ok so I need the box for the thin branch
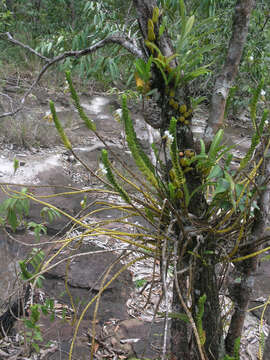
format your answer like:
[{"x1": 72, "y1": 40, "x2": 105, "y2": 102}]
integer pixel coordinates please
[
  {"x1": 1, "y1": 32, "x2": 50, "y2": 61},
  {"x1": 261, "y1": 14, "x2": 270, "y2": 32}
]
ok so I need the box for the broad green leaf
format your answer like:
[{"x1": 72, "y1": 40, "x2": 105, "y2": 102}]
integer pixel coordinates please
[
  {"x1": 208, "y1": 129, "x2": 224, "y2": 162},
  {"x1": 224, "y1": 171, "x2": 235, "y2": 193},
  {"x1": 207, "y1": 165, "x2": 223, "y2": 179},
  {"x1": 214, "y1": 178, "x2": 230, "y2": 195}
]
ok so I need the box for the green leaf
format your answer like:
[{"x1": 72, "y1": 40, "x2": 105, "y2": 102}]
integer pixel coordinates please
[
  {"x1": 158, "y1": 311, "x2": 190, "y2": 322},
  {"x1": 159, "y1": 23, "x2": 165, "y2": 37},
  {"x1": 33, "y1": 331, "x2": 43, "y2": 342},
  {"x1": 214, "y1": 178, "x2": 230, "y2": 196},
  {"x1": 179, "y1": 0, "x2": 186, "y2": 29},
  {"x1": 19, "y1": 261, "x2": 32, "y2": 280},
  {"x1": 207, "y1": 165, "x2": 223, "y2": 179},
  {"x1": 13, "y1": 158, "x2": 19, "y2": 174},
  {"x1": 122, "y1": 95, "x2": 158, "y2": 188},
  {"x1": 134, "y1": 279, "x2": 147, "y2": 288},
  {"x1": 62, "y1": 308, "x2": 67, "y2": 319},
  {"x1": 108, "y1": 59, "x2": 119, "y2": 81},
  {"x1": 225, "y1": 153, "x2": 233, "y2": 169},
  {"x1": 30, "y1": 304, "x2": 40, "y2": 323},
  {"x1": 24, "y1": 319, "x2": 35, "y2": 329},
  {"x1": 32, "y1": 342, "x2": 40, "y2": 353},
  {"x1": 8, "y1": 208, "x2": 18, "y2": 231},
  {"x1": 101, "y1": 149, "x2": 131, "y2": 204},
  {"x1": 224, "y1": 171, "x2": 235, "y2": 193},
  {"x1": 36, "y1": 276, "x2": 43, "y2": 288},
  {"x1": 41, "y1": 306, "x2": 49, "y2": 315},
  {"x1": 208, "y1": 129, "x2": 224, "y2": 162},
  {"x1": 185, "y1": 15, "x2": 195, "y2": 37}
]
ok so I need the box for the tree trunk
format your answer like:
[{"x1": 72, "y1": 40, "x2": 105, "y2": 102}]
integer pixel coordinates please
[
  {"x1": 171, "y1": 272, "x2": 192, "y2": 359},
  {"x1": 133, "y1": 1, "x2": 222, "y2": 358},
  {"x1": 205, "y1": 0, "x2": 255, "y2": 142},
  {"x1": 227, "y1": 147, "x2": 270, "y2": 356},
  {"x1": 193, "y1": 255, "x2": 222, "y2": 359}
]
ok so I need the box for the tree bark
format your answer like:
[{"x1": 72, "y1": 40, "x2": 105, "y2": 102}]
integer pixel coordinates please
[
  {"x1": 171, "y1": 273, "x2": 192, "y2": 359},
  {"x1": 205, "y1": 0, "x2": 255, "y2": 142},
  {"x1": 227, "y1": 148, "x2": 270, "y2": 356},
  {"x1": 193, "y1": 255, "x2": 222, "y2": 359}
]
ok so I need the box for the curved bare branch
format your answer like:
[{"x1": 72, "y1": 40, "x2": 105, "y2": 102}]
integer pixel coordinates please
[
  {"x1": 1, "y1": 32, "x2": 50, "y2": 61},
  {"x1": 0, "y1": 33, "x2": 144, "y2": 119}
]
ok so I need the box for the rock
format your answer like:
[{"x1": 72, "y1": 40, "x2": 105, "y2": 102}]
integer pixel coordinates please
[
  {"x1": 43, "y1": 243, "x2": 133, "y2": 322},
  {"x1": 27, "y1": 167, "x2": 86, "y2": 235},
  {"x1": 89, "y1": 318, "x2": 168, "y2": 359}
]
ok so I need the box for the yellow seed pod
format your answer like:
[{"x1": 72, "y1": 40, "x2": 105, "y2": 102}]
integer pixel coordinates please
[
  {"x1": 179, "y1": 116, "x2": 185, "y2": 123},
  {"x1": 169, "y1": 169, "x2": 176, "y2": 182},
  {"x1": 184, "y1": 120, "x2": 189, "y2": 125},
  {"x1": 179, "y1": 104, "x2": 187, "y2": 113},
  {"x1": 43, "y1": 113, "x2": 53, "y2": 123},
  {"x1": 176, "y1": 189, "x2": 184, "y2": 199},
  {"x1": 169, "y1": 98, "x2": 175, "y2": 106},
  {"x1": 185, "y1": 149, "x2": 195, "y2": 158},
  {"x1": 180, "y1": 157, "x2": 188, "y2": 167},
  {"x1": 148, "y1": 19, "x2": 156, "y2": 41},
  {"x1": 172, "y1": 101, "x2": 178, "y2": 110},
  {"x1": 184, "y1": 111, "x2": 190, "y2": 118},
  {"x1": 135, "y1": 72, "x2": 144, "y2": 89},
  {"x1": 169, "y1": 89, "x2": 175, "y2": 98},
  {"x1": 152, "y1": 6, "x2": 159, "y2": 24}
]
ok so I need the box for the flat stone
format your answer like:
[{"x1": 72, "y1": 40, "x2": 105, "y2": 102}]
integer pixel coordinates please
[{"x1": 43, "y1": 243, "x2": 133, "y2": 322}]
